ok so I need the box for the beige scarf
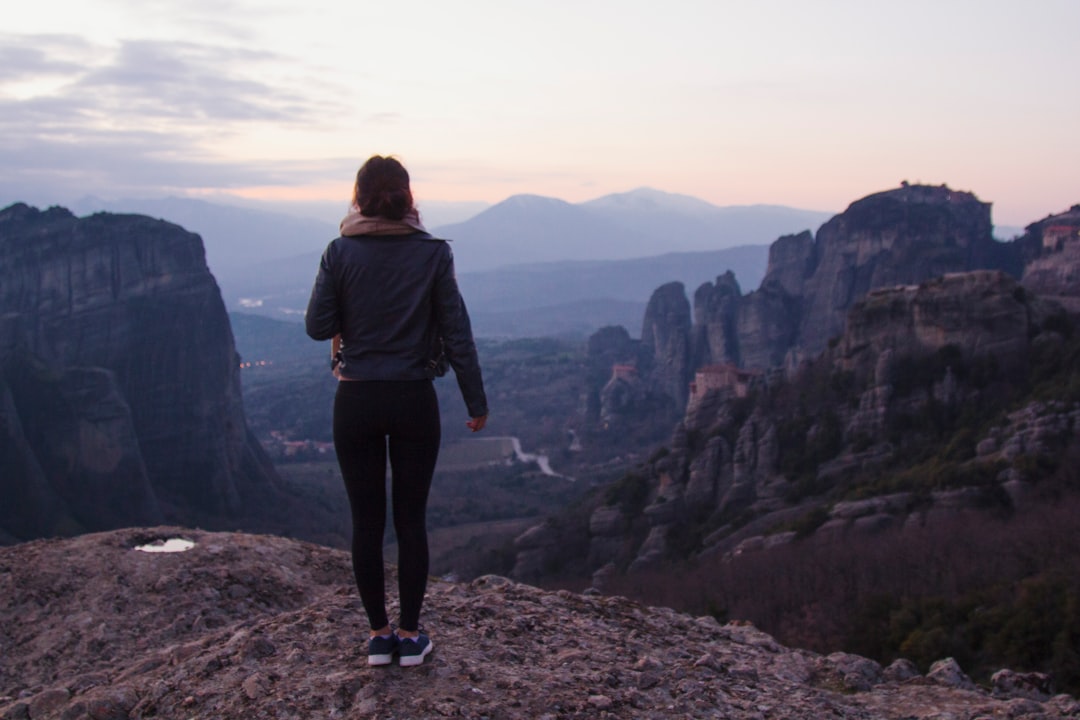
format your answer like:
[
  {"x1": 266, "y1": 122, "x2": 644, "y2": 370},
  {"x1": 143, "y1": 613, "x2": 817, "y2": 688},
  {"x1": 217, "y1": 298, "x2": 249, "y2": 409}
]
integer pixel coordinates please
[{"x1": 339, "y1": 204, "x2": 427, "y2": 236}]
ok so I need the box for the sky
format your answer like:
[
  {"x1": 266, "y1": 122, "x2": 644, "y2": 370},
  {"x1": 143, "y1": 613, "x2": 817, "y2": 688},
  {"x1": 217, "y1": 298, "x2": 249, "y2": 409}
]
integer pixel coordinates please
[{"x1": 2, "y1": 0, "x2": 1078, "y2": 226}]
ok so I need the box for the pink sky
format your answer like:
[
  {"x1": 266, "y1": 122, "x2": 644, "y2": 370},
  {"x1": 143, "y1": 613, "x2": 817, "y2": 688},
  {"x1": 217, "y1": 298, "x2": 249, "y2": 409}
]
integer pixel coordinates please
[{"x1": 3, "y1": 1, "x2": 1077, "y2": 227}]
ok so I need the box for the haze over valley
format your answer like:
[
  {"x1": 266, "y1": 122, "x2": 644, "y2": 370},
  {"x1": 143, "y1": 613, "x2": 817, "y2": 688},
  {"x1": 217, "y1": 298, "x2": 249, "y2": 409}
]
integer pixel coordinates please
[{"x1": 66, "y1": 187, "x2": 1023, "y2": 339}]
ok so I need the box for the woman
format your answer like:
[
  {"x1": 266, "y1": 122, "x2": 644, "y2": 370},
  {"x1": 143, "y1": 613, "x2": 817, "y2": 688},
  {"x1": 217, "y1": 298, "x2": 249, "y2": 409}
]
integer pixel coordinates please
[{"x1": 305, "y1": 155, "x2": 488, "y2": 667}]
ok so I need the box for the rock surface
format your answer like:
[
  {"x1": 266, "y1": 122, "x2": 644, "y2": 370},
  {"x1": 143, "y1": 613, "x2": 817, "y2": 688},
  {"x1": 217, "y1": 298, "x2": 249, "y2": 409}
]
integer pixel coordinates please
[
  {"x1": 2, "y1": 528, "x2": 1078, "y2": 720},
  {"x1": 640, "y1": 281, "x2": 693, "y2": 412},
  {"x1": 837, "y1": 270, "x2": 1053, "y2": 378},
  {"x1": 0, "y1": 204, "x2": 286, "y2": 542},
  {"x1": 688, "y1": 184, "x2": 1023, "y2": 377},
  {"x1": 1020, "y1": 204, "x2": 1080, "y2": 312}
]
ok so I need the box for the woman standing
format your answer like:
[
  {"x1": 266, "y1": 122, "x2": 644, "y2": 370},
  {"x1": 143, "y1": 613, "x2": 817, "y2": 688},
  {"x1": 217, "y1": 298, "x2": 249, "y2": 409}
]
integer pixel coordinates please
[{"x1": 305, "y1": 155, "x2": 488, "y2": 667}]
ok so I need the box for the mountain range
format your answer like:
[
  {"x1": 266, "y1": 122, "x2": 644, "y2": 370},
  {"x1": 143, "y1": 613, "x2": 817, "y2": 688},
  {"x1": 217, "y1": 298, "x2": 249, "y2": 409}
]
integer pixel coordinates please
[
  {"x1": 434, "y1": 188, "x2": 833, "y2": 271},
  {"x1": 433, "y1": 186, "x2": 1018, "y2": 271},
  {"x1": 68, "y1": 188, "x2": 1028, "y2": 338},
  {"x1": 67, "y1": 189, "x2": 828, "y2": 336},
  {"x1": 232, "y1": 244, "x2": 771, "y2": 337}
]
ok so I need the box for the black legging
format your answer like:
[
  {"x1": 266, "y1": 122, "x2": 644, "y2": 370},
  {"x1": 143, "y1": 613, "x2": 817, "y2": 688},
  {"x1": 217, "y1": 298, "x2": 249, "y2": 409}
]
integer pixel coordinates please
[{"x1": 333, "y1": 380, "x2": 440, "y2": 632}]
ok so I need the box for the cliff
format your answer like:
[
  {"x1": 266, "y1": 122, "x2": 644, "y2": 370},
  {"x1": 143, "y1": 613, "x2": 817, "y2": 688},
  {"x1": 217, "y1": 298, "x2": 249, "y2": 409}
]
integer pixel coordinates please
[
  {"x1": 581, "y1": 184, "x2": 1026, "y2": 429},
  {"x1": 575, "y1": 269, "x2": 1074, "y2": 568},
  {"x1": 693, "y1": 184, "x2": 1022, "y2": 376},
  {"x1": 1, "y1": 527, "x2": 1076, "y2": 720},
  {"x1": 787, "y1": 184, "x2": 1017, "y2": 356},
  {"x1": 1019, "y1": 204, "x2": 1080, "y2": 312},
  {"x1": 0, "y1": 203, "x2": 286, "y2": 542}
]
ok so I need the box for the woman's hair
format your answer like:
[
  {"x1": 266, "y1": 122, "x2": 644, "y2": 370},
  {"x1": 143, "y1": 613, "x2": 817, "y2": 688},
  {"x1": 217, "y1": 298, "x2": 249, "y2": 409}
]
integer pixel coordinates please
[{"x1": 352, "y1": 155, "x2": 414, "y2": 220}]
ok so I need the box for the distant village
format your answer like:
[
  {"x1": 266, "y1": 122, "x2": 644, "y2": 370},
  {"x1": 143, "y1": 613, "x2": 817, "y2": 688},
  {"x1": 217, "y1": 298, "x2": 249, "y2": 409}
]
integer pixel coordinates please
[{"x1": 262, "y1": 431, "x2": 335, "y2": 462}]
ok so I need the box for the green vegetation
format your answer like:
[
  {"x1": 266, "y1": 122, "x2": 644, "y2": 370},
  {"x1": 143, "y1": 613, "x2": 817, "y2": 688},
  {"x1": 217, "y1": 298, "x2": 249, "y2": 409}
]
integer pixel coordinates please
[
  {"x1": 604, "y1": 471, "x2": 650, "y2": 516},
  {"x1": 779, "y1": 409, "x2": 845, "y2": 495},
  {"x1": 665, "y1": 508, "x2": 712, "y2": 559},
  {"x1": 783, "y1": 506, "x2": 831, "y2": 539},
  {"x1": 847, "y1": 457, "x2": 1009, "y2": 505}
]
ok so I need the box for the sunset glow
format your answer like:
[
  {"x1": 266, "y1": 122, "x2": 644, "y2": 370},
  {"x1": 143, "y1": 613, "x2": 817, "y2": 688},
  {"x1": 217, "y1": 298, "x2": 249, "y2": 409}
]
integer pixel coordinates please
[{"x1": 2, "y1": 0, "x2": 1078, "y2": 226}]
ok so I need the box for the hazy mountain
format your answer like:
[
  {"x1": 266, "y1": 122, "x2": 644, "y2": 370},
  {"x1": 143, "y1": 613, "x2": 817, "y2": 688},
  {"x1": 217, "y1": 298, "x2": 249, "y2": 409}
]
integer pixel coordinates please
[
  {"x1": 459, "y1": 245, "x2": 769, "y2": 336},
  {"x1": 61, "y1": 191, "x2": 1025, "y2": 284},
  {"x1": 467, "y1": 298, "x2": 647, "y2": 339},
  {"x1": 68, "y1": 195, "x2": 336, "y2": 279},
  {"x1": 57, "y1": 190, "x2": 833, "y2": 337},
  {"x1": 582, "y1": 187, "x2": 834, "y2": 249},
  {"x1": 184, "y1": 196, "x2": 491, "y2": 229},
  {"x1": 994, "y1": 224, "x2": 1025, "y2": 240},
  {"x1": 434, "y1": 194, "x2": 655, "y2": 272},
  {"x1": 435, "y1": 188, "x2": 833, "y2": 272},
  {"x1": 226, "y1": 244, "x2": 770, "y2": 338},
  {"x1": 459, "y1": 245, "x2": 768, "y2": 310}
]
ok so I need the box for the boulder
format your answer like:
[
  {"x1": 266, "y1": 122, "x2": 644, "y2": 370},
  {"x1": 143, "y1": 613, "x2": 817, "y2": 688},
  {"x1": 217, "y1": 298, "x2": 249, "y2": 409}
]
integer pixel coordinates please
[
  {"x1": 926, "y1": 657, "x2": 977, "y2": 690},
  {"x1": 991, "y1": 668, "x2": 1054, "y2": 701}
]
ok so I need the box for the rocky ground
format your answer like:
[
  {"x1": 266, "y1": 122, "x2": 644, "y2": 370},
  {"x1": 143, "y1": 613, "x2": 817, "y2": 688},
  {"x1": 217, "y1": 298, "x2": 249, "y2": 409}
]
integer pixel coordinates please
[{"x1": 1, "y1": 527, "x2": 1078, "y2": 720}]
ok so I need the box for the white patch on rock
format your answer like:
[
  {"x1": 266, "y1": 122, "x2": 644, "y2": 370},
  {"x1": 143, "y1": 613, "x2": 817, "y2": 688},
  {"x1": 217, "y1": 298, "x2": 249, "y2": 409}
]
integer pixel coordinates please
[{"x1": 135, "y1": 538, "x2": 195, "y2": 553}]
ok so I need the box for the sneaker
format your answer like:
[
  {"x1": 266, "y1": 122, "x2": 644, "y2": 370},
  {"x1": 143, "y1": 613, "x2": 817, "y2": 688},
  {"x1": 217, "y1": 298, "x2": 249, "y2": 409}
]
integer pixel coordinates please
[
  {"x1": 367, "y1": 633, "x2": 399, "y2": 666},
  {"x1": 397, "y1": 633, "x2": 433, "y2": 667}
]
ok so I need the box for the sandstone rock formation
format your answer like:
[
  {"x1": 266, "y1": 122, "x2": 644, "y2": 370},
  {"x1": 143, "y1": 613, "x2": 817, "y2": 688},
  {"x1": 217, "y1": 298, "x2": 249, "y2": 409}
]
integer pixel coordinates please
[
  {"x1": 583, "y1": 325, "x2": 644, "y2": 428},
  {"x1": 0, "y1": 204, "x2": 286, "y2": 542},
  {"x1": 691, "y1": 184, "x2": 1022, "y2": 377},
  {"x1": 585, "y1": 184, "x2": 1025, "y2": 428},
  {"x1": 2, "y1": 527, "x2": 1077, "y2": 720},
  {"x1": 533, "y1": 188, "x2": 1080, "y2": 592},
  {"x1": 837, "y1": 270, "x2": 1054, "y2": 379},
  {"x1": 572, "y1": 268, "x2": 1075, "y2": 574},
  {"x1": 1019, "y1": 204, "x2": 1080, "y2": 312},
  {"x1": 582, "y1": 321, "x2": 678, "y2": 443},
  {"x1": 787, "y1": 184, "x2": 1018, "y2": 355},
  {"x1": 640, "y1": 281, "x2": 692, "y2": 412}
]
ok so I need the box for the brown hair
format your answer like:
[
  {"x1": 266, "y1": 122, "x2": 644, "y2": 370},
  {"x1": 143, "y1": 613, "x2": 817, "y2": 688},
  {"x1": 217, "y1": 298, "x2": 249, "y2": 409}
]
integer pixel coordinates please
[{"x1": 351, "y1": 155, "x2": 414, "y2": 220}]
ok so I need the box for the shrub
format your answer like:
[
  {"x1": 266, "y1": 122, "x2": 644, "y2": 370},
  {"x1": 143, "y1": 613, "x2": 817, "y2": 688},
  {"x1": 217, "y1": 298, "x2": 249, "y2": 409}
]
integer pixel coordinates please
[{"x1": 604, "y1": 471, "x2": 650, "y2": 516}]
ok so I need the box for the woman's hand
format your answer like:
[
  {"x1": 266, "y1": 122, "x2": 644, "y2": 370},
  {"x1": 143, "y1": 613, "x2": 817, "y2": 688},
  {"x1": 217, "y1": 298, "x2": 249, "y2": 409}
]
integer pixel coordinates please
[
  {"x1": 466, "y1": 415, "x2": 487, "y2": 433},
  {"x1": 331, "y1": 334, "x2": 343, "y2": 378}
]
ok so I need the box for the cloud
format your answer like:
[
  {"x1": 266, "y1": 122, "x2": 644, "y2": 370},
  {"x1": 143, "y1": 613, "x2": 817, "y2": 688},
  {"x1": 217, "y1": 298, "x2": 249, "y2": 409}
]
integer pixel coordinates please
[
  {"x1": 1, "y1": 34, "x2": 318, "y2": 138},
  {"x1": 0, "y1": 33, "x2": 345, "y2": 203},
  {"x1": 0, "y1": 35, "x2": 92, "y2": 82},
  {"x1": 74, "y1": 40, "x2": 310, "y2": 123},
  {"x1": 0, "y1": 129, "x2": 354, "y2": 203}
]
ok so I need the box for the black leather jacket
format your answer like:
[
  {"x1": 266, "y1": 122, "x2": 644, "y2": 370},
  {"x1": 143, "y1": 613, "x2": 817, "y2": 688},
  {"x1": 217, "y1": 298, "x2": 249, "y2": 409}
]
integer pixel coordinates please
[{"x1": 305, "y1": 231, "x2": 488, "y2": 418}]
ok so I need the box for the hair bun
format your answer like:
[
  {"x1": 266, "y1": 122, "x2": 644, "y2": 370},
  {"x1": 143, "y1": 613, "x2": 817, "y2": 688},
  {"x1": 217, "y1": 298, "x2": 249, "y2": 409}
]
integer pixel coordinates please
[{"x1": 354, "y1": 156, "x2": 413, "y2": 221}]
